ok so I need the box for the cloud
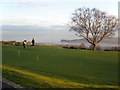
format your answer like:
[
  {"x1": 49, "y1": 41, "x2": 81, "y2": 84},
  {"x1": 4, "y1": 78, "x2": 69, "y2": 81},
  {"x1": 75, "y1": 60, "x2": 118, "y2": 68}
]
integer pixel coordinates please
[
  {"x1": 1, "y1": 18, "x2": 67, "y2": 26},
  {"x1": 2, "y1": 24, "x2": 69, "y2": 31},
  {"x1": 1, "y1": 0, "x2": 118, "y2": 3},
  {"x1": 0, "y1": 0, "x2": 50, "y2": 9},
  {"x1": 2, "y1": 25, "x2": 44, "y2": 31},
  {"x1": 1, "y1": 24, "x2": 78, "y2": 42}
]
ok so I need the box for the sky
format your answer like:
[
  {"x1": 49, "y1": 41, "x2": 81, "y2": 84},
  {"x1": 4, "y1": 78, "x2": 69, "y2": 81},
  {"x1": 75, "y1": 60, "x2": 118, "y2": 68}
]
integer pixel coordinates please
[{"x1": 0, "y1": 0, "x2": 119, "y2": 43}]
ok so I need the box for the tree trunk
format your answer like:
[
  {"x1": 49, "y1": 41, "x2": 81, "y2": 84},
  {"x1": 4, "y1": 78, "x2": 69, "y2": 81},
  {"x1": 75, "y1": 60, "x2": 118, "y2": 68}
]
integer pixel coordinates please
[{"x1": 93, "y1": 44, "x2": 96, "y2": 50}]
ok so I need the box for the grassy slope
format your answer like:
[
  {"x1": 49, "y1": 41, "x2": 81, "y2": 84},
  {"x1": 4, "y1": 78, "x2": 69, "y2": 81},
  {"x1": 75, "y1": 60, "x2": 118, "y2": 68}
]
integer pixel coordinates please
[{"x1": 2, "y1": 45, "x2": 119, "y2": 88}]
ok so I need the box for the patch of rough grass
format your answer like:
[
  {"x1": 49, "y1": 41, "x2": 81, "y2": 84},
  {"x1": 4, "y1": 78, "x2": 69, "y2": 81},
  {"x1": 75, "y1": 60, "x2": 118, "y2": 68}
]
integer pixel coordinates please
[{"x1": 1, "y1": 65, "x2": 119, "y2": 88}]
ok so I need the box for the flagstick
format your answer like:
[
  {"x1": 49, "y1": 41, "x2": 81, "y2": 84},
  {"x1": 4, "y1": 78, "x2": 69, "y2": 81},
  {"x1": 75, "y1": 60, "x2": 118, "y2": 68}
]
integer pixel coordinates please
[
  {"x1": 37, "y1": 55, "x2": 39, "y2": 60},
  {"x1": 18, "y1": 50, "x2": 20, "y2": 57}
]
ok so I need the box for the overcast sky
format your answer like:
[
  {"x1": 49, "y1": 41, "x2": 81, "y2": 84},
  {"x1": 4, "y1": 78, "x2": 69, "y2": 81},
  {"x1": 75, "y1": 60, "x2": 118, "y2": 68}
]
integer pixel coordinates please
[{"x1": 0, "y1": 0, "x2": 119, "y2": 43}]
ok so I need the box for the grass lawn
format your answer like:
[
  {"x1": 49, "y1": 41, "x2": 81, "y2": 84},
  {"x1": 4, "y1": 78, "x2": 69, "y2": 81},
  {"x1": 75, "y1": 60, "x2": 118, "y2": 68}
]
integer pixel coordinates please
[{"x1": 2, "y1": 45, "x2": 119, "y2": 88}]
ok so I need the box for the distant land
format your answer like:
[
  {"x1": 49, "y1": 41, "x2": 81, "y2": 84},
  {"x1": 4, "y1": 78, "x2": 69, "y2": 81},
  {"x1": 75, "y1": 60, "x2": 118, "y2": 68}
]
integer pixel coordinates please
[{"x1": 61, "y1": 37, "x2": 118, "y2": 50}]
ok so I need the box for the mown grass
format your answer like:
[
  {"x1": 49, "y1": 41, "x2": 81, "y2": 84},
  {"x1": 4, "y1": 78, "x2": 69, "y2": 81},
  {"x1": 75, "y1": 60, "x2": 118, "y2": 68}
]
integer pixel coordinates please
[{"x1": 2, "y1": 45, "x2": 119, "y2": 88}]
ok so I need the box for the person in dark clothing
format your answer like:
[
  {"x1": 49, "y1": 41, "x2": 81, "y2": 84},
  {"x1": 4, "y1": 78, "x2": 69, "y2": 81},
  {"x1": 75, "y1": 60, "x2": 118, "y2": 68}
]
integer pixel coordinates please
[
  {"x1": 23, "y1": 40, "x2": 27, "y2": 48},
  {"x1": 31, "y1": 38, "x2": 35, "y2": 47}
]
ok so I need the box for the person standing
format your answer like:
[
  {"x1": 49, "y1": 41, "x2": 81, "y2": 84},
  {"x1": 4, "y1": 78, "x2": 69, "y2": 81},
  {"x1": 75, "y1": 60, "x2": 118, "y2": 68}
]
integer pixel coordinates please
[
  {"x1": 31, "y1": 38, "x2": 35, "y2": 47},
  {"x1": 23, "y1": 40, "x2": 27, "y2": 48}
]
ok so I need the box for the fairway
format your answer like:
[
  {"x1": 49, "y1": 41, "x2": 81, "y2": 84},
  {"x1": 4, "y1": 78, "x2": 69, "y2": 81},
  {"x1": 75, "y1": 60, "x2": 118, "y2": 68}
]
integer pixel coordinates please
[{"x1": 2, "y1": 45, "x2": 119, "y2": 88}]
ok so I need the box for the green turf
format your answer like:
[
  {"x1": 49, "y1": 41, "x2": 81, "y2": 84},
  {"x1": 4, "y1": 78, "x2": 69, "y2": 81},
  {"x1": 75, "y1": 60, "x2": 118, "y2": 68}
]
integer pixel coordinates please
[{"x1": 2, "y1": 45, "x2": 119, "y2": 88}]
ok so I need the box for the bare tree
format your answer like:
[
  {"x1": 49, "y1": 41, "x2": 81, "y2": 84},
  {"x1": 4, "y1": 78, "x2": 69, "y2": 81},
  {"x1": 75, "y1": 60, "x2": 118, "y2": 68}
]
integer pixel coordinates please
[
  {"x1": 89, "y1": 44, "x2": 101, "y2": 50},
  {"x1": 70, "y1": 7, "x2": 118, "y2": 50}
]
